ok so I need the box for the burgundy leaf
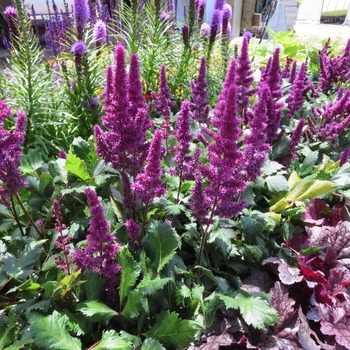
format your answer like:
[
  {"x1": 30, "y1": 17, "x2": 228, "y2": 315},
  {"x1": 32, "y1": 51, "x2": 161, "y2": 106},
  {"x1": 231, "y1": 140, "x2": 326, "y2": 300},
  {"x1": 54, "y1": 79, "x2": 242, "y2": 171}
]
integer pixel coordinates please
[
  {"x1": 320, "y1": 322, "x2": 350, "y2": 349},
  {"x1": 270, "y1": 282, "x2": 297, "y2": 332},
  {"x1": 297, "y1": 261, "x2": 330, "y2": 287},
  {"x1": 301, "y1": 199, "x2": 327, "y2": 226},
  {"x1": 241, "y1": 270, "x2": 274, "y2": 293},
  {"x1": 262, "y1": 257, "x2": 303, "y2": 285},
  {"x1": 306, "y1": 222, "x2": 350, "y2": 268},
  {"x1": 297, "y1": 308, "x2": 321, "y2": 350}
]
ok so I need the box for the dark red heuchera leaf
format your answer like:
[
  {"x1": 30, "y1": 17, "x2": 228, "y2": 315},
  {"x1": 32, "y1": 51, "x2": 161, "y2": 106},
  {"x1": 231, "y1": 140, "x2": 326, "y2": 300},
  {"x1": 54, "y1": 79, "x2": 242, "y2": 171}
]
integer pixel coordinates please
[
  {"x1": 262, "y1": 257, "x2": 303, "y2": 285},
  {"x1": 241, "y1": 270, "x2": 274, "y2": 293},
  {"x1": 296, "y1": 260, "x2": 330, "y2": 287},
  {"x1": 301, "y1": 199, "x2": 343, "y2": 227},
  {"x1": 301, "y1": 198, "x2": 327, "y2": 226}
]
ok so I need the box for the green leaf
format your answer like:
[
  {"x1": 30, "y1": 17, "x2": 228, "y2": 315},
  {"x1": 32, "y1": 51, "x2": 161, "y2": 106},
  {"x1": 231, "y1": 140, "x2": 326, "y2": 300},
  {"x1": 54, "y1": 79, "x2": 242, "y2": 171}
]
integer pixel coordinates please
[
  {"x1": 219, "y1": 293, "x2": 279, "y2": 329},
  {"x1": 140, "y1": 338, "x2": 166, "y2": 350},
  {"x1": 300, "y1": 246, "x2": 322, "y2": 256},
  {"x1": 296, "y1": 180, "x2": 335, "y2": 200},
  {"x1": 265, "y1": 175, "x2": 289, "y2": 192},
  {"x1": 271, "y1": 138, "x2": 290, "y2": 159},
  {"x1": 64, "y1": 152, "x2": 90, "y2": 181},
  {"x1": 122, "y1": 289, "x2": 144, "y2": 319},
  {"x1": 78, "y1": 301, "x2": 118, "y2": 324},
  {"x1": 138, "y1": 276, "x2": 171, "y2": 295},
  {"x1": 28, "y1": 311, "x2": 81, "y2": 350},
  {"x1": 72, "y1": 137, "x2": 94, "y2": 161},
  {"x1": 118, "y1": 246, "x2": 141, "y2": 304},
  {"x1": 146, "y1": 311, "x2": 197, "y2": 348},
  {"x1": 194, "y1": 266, "x2": 218, "y2": 284},
  {"x1": 262, "y1": 160, "x2": 286, "y2": 176},
  {"x1": 93, "y1": 330, "x2": 132, "y2": 350},
  {"x1": 39, "y1": 173, "x2": 53, "y2": 195},
  {"x1": 146, "y1": 220, "x2": 180, "y2": 273},
  {"x1": 81, "y1": 270, "x2": 105, "y2": 301},
  {"x1": 20, "y1": 149, "x2": 44, "y2": 173}
]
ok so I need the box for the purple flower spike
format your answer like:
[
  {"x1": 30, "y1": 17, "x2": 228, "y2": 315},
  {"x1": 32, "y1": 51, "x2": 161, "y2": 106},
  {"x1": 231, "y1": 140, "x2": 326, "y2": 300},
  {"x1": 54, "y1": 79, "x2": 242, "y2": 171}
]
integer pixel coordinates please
[
  {"x1": 222, "y1": 3, "x2": 232, "y2": 20},
  {"x1": 197, "y1": 0, "x2": 206, "y2": 23},
  {"x1": 182, "y1": 24, "x2": 190, "y2": 47},
  {"x1": 173, "y1": 99, "x2": 193, "y2": 172},
  {"x1": 214, "y1": 0, "x2": 225, "y2": 10},
  {"x1": 72, "y1": 188, "x2": 121, "y2": 306},
  {"x1": 58, "y1": 149, "x2": 67, "y2": 159},
  {"x1": 125, "y1": 218, "x2": 140, "y2": 244},
  {"x1": 132, "y1": 129, "x2": 167, "y2": 204},
  {"x1": 72, "y1": 41, "x2": 87, "y2": 76},
  {"x1": 73, "y1": 0, "x2": 89, "y2": 39},
  {"x1": 0, "y1": 103, "x2": 27, "y2": 205},
  {"x1": 243, "y1": 83, "x2": 270, "y2": 181},
  {"x1": 4, "y1": 6, "x2": 19, "y2": 42},
  {"x1": 93, "y1": 19, "x2": 107, "y2": 46},
  {"x1": 340, "y1": 148, "x2": 350, "y2": 166},
  {"x1": 191, "y1": 56, "x2": 209, "y2": 125},
  {"x1": 287, "y1": 62, "x2": 309, "y2": 119},
  {"x1": 243, "y1": 31, "x2": 253, "y2": 42}
]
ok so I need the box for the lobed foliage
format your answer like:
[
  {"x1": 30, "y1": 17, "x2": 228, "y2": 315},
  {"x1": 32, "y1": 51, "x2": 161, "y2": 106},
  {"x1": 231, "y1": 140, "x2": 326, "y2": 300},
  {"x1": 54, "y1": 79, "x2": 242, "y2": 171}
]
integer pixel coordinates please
[{"x1": 1, "y1": 0, "x2": 350, "y2": 349}]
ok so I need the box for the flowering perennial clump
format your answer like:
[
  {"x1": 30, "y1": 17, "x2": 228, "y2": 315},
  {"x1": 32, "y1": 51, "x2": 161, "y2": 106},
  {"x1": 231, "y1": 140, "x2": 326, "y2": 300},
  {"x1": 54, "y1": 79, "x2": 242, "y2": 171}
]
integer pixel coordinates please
[{"x1": 72, "y1": 188, "x2": 121, "y2": 304}]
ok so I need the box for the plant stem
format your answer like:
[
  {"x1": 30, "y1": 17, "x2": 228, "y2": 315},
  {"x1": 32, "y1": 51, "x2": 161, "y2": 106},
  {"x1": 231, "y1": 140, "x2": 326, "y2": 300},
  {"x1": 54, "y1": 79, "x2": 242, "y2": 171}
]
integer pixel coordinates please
[
  {"x1": 15, "y1": 193, "x2": 43, "y2": 238},
  {"x1": 10, "y1": 196, "x2": 25, "y2": 236}
]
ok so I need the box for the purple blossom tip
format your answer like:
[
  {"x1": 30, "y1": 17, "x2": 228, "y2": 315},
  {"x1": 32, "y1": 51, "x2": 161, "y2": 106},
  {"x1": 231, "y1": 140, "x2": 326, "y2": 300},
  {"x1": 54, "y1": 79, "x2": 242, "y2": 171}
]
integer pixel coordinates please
[
  {"x1": 125, "y1": 219, "x2": 140, "y2": 244},
  {"x1": 214, "y1": 0, "x2": 225, "y2": 10},
  {"x1": 4, "y1": 6, "x2": 18, "y2": 17},
  {"x1": 72, "y1": 41, "x2": 87, "y2": 55},
  {"x1": 222, "y1": 4, "x2": 232, "y2": 20},
  {"x1": 243, "y1": 31, "x2": 253, "y2": 41},
  {"x1": 58, "y1": 150, "x2": 67, "y2": 159},
  {"x1": 73, "y1": 0, "x2": 89, "y2": 29},
  {"x1": 200, "y1": 23, "x2": 211, "y2": 37},
  {"x1": 93, "y1": 19, "x2": 107, "y2": 46}
]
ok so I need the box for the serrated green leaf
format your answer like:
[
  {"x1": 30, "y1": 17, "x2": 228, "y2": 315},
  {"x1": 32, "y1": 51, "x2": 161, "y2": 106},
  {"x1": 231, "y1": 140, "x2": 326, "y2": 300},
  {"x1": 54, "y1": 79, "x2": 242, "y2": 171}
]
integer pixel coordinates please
[
  {"x1": 2, "y1": 253, "x2": 18, "y2": 276},
  {"x1": 262, "y1": 160, "x2": 286, "y2": 176},
  {"x1": 78, "y1": 301, "x2": 118, "y2": 324},
  {"x1": 93, "y1": 330, "x2": 132, "y2": 350},
  {"x1": 28, "y1": 311, "x2": 81, "y2": 350},
  {"x1": 194, "y1": 266, "x2": 218, "y2": 284},
  {"x1": 265, "y1": 175, "x2": 289, "y2": 192},
  {"x1": 146, "y1": 220, "x2": 180, "y2": 273},
  {"x1": 208, "y1": 227, "x2": 238, "y2": 258},
  {"x1": 146, "y1": 311, "x2": 197, "y2": 348},
  {"x1": 140, "y1": 338, "x2": 166, "y2": 350},
  {"x1": 219, "y1": 293, "x2": 279, "y2": 329},
  {"x1": 122, "y1": 289, "x2": 144, "y2": 319},
  {"x1": 20, "y1": 149, "x2": 44, "y2": 172},
  {"x1": 64, "y1": 152, "x2": 90, "y2": 181},
  {"x1": 271, "y1": 137, "x2": 290, "y2": 159},
  {"x1": 17, "y1": 240, "x2": 45, "y2": 269},
  {"x1": 300, "y1": 149, "x2": 318, "y2": 174},
  {"x1": 118, "y1": 246, "x2": 141, "y2": 304},
  {"x1": 202, "y1": 294, "x2": 224, "y2": 328},
  {"x1": 138, "y1": 276, "x2": 171, "y2": 295}
]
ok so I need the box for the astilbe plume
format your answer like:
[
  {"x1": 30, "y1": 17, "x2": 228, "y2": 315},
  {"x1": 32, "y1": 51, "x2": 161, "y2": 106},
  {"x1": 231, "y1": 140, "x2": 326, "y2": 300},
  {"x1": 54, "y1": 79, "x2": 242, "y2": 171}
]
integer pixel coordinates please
[
  {"x1": 214, "y1": 0, "x2": 225, "y2": 10},
  {"x1": 153, "y1": 64, "x2": 174, "y2": 150},
  {"x1": 125, "y1": 218, "x2": 140, "y2": 244},
  {"x1": 243, "y1": 83, "x2": 271, "y2": 182},
  {"x1": 132, "y1": 129, "x2": 167, "y2": 205},
  {"x1": 53, "y1": 200, "x2": 71, "y2": 275},
  {"x1": 73, "y1": 0, "x2": 89, "y2": 39},
  {"x1": 288, "y1": 60, "x2": 298, "y2": 83},
  {"x1": 260, "y1": 48, "x2": 284, "y2": 143},
  {"x1": 172, "y1": 99, "x2": 199, "y2": 186},
  {"x1": 198, "y1": 60, "x2": 247, "y2": 220},
  {"x1": 281, "y1": 57, "x2": 293, "y2": 79},
  {"x1": 281, "y1": 118, "x2": 305, "y2": 166},
  {"x1": 0, "y1": 101, "x2": 27, "y2": 206},
  {"x1": 318, "y1": 38, "x2": 350, "y2": 92},
  {"x1": 235, "y1": 36, "x2": 255, "y2": 123},
  {"x1": 309, "y1": 89, "x2": 350, "y2": 143},
  {"x1": 95, "y1": 45, "x2": 152, "y2": 210},
  {"x1": 191, "y1": 56, "x2": 210, "y2": 125},
  {"x1": 340, "y1": 148, "x2": 350, "y2": 166},
  {"x1": 72, "y1": 188, "x2": 121, "y2": 305},
  {"x1": 286, "y1": 62, "x2": 309, "y2": 119}
]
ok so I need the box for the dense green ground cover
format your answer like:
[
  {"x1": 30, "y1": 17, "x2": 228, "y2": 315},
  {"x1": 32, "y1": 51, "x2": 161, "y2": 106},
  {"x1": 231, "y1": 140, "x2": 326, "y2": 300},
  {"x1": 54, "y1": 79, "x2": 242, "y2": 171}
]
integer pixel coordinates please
[{"x1": 1, "y1": 0, "x2": 350, "y2": 349}]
